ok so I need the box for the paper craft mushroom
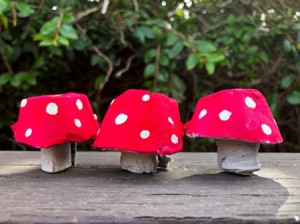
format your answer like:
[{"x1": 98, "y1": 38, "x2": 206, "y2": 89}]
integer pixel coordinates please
[
  {"x1": 185, "y1": 88, "x2": 283, "y2": 175},
  {"x1": 11, "y1": 92, "x2": 99, "y2": 173},
  {"x1": 93, "y1": 89, "x2": 184, "y2": 173}
]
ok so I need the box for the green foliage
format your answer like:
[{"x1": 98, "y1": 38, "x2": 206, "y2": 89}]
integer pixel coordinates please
[{"x1": 0, "y1": 0, "x2": 300, "y2": 152}]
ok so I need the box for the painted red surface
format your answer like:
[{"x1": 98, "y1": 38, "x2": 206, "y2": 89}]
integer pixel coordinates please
[
  {"x1": 11, "y1": 93, "x2": 99, "y2": 148},
  {"x1": 93, "y1": 89, "x2": 184, "y2": 155},
  {"x1": 185, "y1": 88, "x2": 283, "y2": 144}
]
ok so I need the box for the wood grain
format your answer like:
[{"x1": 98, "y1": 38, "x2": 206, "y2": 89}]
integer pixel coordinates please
[{"x1": 0, "y1": 152, "x2": 299, "y2": 223}]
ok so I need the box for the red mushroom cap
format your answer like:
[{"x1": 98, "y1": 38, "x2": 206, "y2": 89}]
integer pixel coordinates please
[
  {"x1": 185, "y1": 88, "x2": 283, "y2": 144},
  {"x1": 11, "y1": 92, "x2": 99, "y2": 148},
  {"x1": 93, "y1": 89, "x2": 184, "y2": 155}
]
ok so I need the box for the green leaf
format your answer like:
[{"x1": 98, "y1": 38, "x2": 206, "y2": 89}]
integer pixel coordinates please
[
  {"x1": 259, "y1": 51, "x2": 269, "y2": 63},
  {"x1": 1, "y1": 31, "x2": 12, "y2": 40},
  {"x1": 226, "y1": 14, "x2": 236, "y2": 25},
  {"x1": 58, "y1": 36, "x2": 70, "y2": 46},
  {"x1": 0, "y1": 44, "x2": 14, "y2": 59},
  {"x1": 287, "y1": 91, "x2": 300, "y2": 105},
  {"x1": 157, "y1": 70, "x2": 169, "y2": 82},
  {"x1": 40, "y1": 18, "x2": 58, "y2": 35},
  {"x1": 292, "y1": 23, "x2": 300, "y2": 31},
  {"x1": 196, "y1": 40, "x2": 216, "y2": 54},
  {"x1": 91, "y1": 54, "x2": 104, "y2": 66},
  {"x1": 144, "y1": 49, "x2": 156, "y2": 63},
  {"x1": 242, "y1": 34, "x2": 251, "y2": 43},
  {"x1": 247, "y1": 46, "x2": 258, "y2": 54},
  {"x1": 283, "y1": 39, "x2": 292, "y2": 53},
  {"x1": 15, "y1": 2, "x2": 34, "y2": 18},
  {"x1": 39, "y1": 39, "x2": 54, "y2": 47},
  {"x1": 186, "y1": 53, "x2": 199, "y2": 70},
  {"x1": 169, "y1": 41, "x2": 184, "y2": 59},
  {"x1": 73, "y1": 40, "x2": 85, "y2": 51},
  {"x1": 165, "y1": 33, "x2": 180, "y2": 46},
  {"x1": 32, "y1": 57, "x2": 45, "y2": 69},
  {"x1": 143, "y1": 63, "x2": 155, "y2": 78},
  {"x1": 0, "y1": 73, "x2": 12, "y2": 86},
  {"x1": 152, "y1": 26, "x2": 162, "y2": 39},
  {"x1": 0, "y1": 14, "x2": 8, "y2": 29},
  {"x1": 206, "y1": 62, "x2": 215, "y2": 75},
  {"x1": 11, "y1": 72, "x2": 30, "y2": 87},
  {"x1": 0, "y1": 0, "x2": 8, "y2": 14},
  {"x1": 26, "y1": 75, "x2": 37, "y2": 85},
  {"x1": 159, "y1": 54, "x2": 169, "y2": 66},
  {"x1": 134, "y1": 26, "x2": 153, "y2": 43},
  {"x1": 60, "y1": 24, "x2": 78, "y2": 40},
  {"x1": 206, "y1": 53, "x2": 225, "y2": 63},
  {"x1": 280, "y1": 75, "x2": 295, "y2": 89},
  {"x1": 62, "y1": 12, "x2": 75, "y2": 23},
  {"x1": 33, "y1": 34, "x2": 49, "y2": 41},
  {"x1": 95, "y1": 75, "x2": 105, "y2": 86}
]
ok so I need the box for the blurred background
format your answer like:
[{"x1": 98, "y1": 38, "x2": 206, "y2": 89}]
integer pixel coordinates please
[{"x1": 0, "y1": 0, "x2": 299, "y2": 152}]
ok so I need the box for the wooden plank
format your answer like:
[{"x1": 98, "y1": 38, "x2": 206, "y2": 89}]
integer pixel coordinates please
[{"x1": 0, "y1": 152, "x2": 299, "y2": 223}]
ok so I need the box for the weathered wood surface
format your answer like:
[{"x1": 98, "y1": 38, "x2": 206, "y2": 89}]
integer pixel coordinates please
[{"x1": 0, "y1": 152, "x2": 299, "y2": 223}]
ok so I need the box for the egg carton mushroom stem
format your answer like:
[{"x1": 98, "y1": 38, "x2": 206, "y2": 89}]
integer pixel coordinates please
[
  {"x1": 216, "y1": 139, "x2": 262, "y2": 175},
  {"x1": 120, "y1": 151, "x2": 158, "y2": 174},
  {"x1": 41, "y1": 143, "x2": 73, "y2": 173}
]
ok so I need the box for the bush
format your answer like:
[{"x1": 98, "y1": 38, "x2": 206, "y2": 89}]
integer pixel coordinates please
[{"x1": 0, "y1": 0, "x2": 299, "y2": 151}]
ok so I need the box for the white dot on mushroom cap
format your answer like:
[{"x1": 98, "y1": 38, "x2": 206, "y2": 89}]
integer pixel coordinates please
[
  {"x1": 94, "y1": 114, "x2": 98, "y2": 120},
  {"x1": 142, "y1": 94, "x2": 150, "y2": 101},
  {"x1": 76, "y1": 99, "x2": 83, "y2": 110},
  {"x1": 20, "y1": 99, "x2": 27, "y2": 107},
  {"x1": 219, "y1": 110, "x2": 232, "y2": 121},
  {"x1": 74, "y1": 119, "x2": 82, "y2": 128},
  {"x1": 140, "y1": 130, "x2": 150, "y2": 139},
  {"x1": 168, "y1": 117, "x2": 174, "y2": 125},
  {"x1": 46, "y1": 102, "x2": 58, "y2": 115},
  {"x1": 198, "y1": 109, "x2": 207, "y2": 119},
  {"x1": 262, "y1": 124, "x2": 272, "y2": 135},
  {"x1": 25, "y1": 128, "x2": 32, "y2": 137},
  {"x1": 171, "y1": 134, "x2": 178, "y2": 144},
  {"x1": 245, "y1": 97, "x2": 256, "y2": 109},
  {"x1": 115, "y1": 113, "x2": 128, "y2": 125},
  {"x1": 110, "y1": 99, "x2": 115, "y2": 105}
]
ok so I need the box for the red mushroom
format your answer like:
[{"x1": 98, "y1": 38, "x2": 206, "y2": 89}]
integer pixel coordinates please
[
  {"x1": 93, "y1": 89, "x2": 184, "y2": 173},
  {"x1": 11, "y1": 92, "x2": 99, "y2": 173},
  {"x1": 185, "y1": 88, "x2": 283, "y2": 175}
]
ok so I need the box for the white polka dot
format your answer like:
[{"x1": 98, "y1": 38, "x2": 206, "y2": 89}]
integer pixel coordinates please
[
  {"x1": 262, "y1": 124, "x2": 272, "y2": 135},
  {"x1": 46, "y1": 102, "x2": 58, "y2": 115},
  {"x1": 76, "y1": 99, "x2": 83, "y2": 110},
  {"x1": 199, "y1": 109, "x2": 207, "y2": 119},
  {"x1": 140, "y1": 130, "x2": 150, "y2": 139},
  {"x1": 168, "y1": 117, "x2": 174, "y2": 125},
  {"x1": 110, "y1": 99, "x2": 115, "y2": 105},
  {"x1": 74, "y1": 119, "x2": 82, "y2": 128},
  {"x1": 115, "y1": 113, "x2": 128, "y2": 125},
  {"x1": 245, "y1": 97, "x2": 256, "y2": 109},
  {"x1": 94, "y1": 114, "x2": 98, "y2": 120},
  {"x1": 142, "y1": 94, "x2": 150, "y2": 101},
  {"x1": 219, "y1": 110, "x2": 232, "y2": 121},
  {"x1": 171, "y1": 134, "x2": 178, "y2": 144},
  {"x1": 25, "y1": 128, "x2": 32, "y2": 137},
  {"x1": 20, "y1": 99, "x2": 27, "y2": 107}
]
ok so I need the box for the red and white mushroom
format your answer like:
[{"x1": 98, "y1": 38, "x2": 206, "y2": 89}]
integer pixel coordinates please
[
  {"x1": 11, "y1": 92, "x2": 99, "y2": 173},
  {"x1": 185, "y1": 88, "x2": 283, "y2": 175},
  {"x1": 93, "y1": 89, "x2": 184, "y2": 173}
]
